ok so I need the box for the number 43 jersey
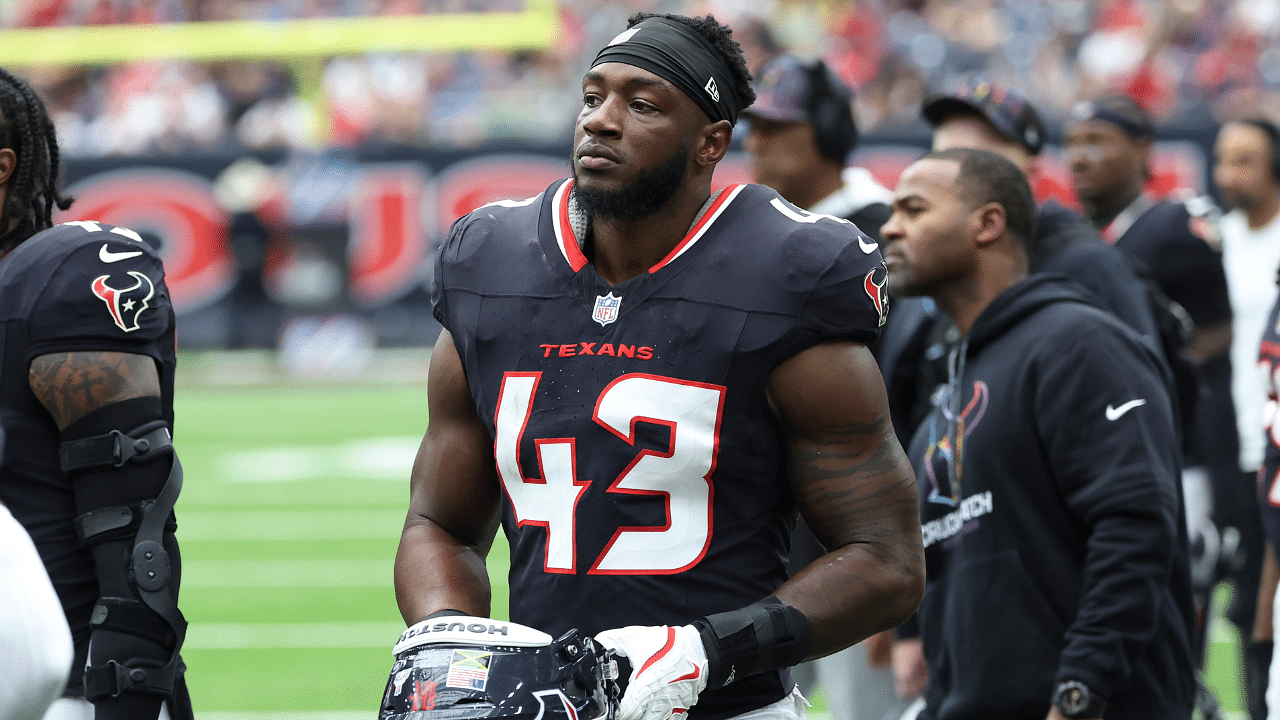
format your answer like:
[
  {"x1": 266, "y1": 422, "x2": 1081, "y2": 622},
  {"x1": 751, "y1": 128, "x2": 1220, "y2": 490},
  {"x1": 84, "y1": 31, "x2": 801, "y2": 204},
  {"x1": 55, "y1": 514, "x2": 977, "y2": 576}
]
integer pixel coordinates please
[{"x1": 432, "y1": 180, "x2": 886, "y2": 680}]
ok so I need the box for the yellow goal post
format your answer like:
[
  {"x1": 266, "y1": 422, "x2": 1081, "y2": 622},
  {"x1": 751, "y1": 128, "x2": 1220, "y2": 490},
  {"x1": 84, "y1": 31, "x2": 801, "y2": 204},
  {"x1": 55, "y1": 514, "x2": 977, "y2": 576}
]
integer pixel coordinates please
[{"x1": 0, "y1": 0, "x2": 559, "y2": 67}]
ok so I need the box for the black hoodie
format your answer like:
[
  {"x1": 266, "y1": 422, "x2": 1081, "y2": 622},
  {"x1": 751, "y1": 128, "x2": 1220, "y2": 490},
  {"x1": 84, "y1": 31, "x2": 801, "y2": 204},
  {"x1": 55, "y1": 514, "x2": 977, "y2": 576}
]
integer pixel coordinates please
[{"x1": 909, "y1": 275, "x2": 1196, "y2": 720}]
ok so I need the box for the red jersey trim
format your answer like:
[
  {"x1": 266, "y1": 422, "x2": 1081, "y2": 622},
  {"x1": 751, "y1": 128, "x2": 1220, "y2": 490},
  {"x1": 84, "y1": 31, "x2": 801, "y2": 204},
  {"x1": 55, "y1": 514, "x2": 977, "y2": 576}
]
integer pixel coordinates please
[
  {"x1": 651, "y1": 184, "x2": 746, "y2": 273},
  {"x1": 550, "y1": 181, "x2": 747, "y2": 275},
  {"x1": 553, "y1": 180, "x2": 589, "y2": 272}
]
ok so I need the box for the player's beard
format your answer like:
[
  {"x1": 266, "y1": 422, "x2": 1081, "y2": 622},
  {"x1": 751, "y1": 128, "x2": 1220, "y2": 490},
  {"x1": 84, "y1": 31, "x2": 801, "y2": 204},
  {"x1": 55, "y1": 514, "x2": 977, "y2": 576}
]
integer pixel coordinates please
[{"x1": 572, "y1": 140, "x2": 691, "y2": 222}]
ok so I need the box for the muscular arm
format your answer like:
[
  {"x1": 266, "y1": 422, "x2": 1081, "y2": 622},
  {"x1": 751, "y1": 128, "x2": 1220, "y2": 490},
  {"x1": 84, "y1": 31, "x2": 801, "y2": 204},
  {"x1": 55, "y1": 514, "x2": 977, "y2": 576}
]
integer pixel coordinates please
[
  {"x1": 767, "y1": 340, "x2": 925, "y2": 658},
  {"x1": 29, "y1": 351, "x2": 160, "y2": 429},
  {"x1": 394, "y1": 330, "x2": 502, "y2": 625}
]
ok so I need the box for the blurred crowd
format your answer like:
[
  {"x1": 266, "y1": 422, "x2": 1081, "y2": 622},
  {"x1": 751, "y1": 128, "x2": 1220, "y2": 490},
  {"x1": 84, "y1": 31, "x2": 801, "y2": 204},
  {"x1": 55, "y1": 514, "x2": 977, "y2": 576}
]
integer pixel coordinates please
[{"x1": 7, "y1": 0, "x2": 1280, "y2": 156}]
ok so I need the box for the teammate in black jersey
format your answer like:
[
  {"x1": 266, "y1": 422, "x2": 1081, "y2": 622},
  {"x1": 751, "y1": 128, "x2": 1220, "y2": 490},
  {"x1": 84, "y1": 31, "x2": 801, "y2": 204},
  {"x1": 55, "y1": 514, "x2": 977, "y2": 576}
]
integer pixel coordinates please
[
  {"x1": 0, "y1": 69, "x2": 190, "y2": 720},
  {"x1": 393, "y1": 13, "x2": 925, "y2": 720}
]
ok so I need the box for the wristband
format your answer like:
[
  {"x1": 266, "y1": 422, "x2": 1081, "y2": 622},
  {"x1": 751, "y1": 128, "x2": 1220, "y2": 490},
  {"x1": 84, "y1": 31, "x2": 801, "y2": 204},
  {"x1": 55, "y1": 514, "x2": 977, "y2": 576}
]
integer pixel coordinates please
[
  {"x1": 422, "y1": 608, "x2": 469, "y2": 621},
  {"x1": 692, "y1": 597, "x2": 811, "y2": 688}
]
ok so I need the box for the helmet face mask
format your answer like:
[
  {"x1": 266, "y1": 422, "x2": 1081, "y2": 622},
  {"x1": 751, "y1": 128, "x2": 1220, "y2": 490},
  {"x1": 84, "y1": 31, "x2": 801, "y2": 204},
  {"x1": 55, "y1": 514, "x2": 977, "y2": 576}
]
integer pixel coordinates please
[{"x1": 380, "y1": 617, "x2": 620, "y2": 719}]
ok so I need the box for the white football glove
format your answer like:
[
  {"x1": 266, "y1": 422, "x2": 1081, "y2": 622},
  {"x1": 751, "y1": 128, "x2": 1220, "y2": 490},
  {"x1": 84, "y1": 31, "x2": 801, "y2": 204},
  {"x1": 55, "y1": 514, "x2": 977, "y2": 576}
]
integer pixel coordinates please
[{"x1": 595, "y1": 624, "x2": 709, "y2": 720}]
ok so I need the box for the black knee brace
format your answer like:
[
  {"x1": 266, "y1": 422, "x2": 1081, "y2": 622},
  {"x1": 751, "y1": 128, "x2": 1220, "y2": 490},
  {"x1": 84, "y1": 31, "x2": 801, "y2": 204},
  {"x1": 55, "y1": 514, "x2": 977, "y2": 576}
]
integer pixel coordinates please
[{"x1": 60, "y1": 397, "x2": 189, "y2": 719}]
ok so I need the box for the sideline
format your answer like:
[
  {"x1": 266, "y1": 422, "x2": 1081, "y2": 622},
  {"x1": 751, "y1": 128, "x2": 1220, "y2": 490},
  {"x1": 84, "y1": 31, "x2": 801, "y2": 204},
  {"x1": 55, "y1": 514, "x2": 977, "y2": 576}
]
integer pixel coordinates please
[{"x1": 177, "y1": 348, "x2": 433, "y2": 388}]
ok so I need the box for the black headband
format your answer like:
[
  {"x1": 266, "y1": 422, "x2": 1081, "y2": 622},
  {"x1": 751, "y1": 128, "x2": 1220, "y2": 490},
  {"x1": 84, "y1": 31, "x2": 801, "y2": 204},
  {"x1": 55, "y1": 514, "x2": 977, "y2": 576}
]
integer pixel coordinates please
[
  {"x1": 1073, "y1": 101, "x2": 1152, "y2": 139},
  {"x1": 591, "y1": 17, "x2": 741, "y2": 125}
]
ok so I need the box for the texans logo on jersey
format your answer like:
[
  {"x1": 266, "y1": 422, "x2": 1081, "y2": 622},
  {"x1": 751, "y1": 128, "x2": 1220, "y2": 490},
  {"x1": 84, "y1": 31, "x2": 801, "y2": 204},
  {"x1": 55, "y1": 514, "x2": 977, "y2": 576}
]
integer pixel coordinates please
[
  {"x1": 864, "y1": 262, "x2": 889, "y2": 327},
  {"x1": 91, "y1": 271, "x2": 155, "y2": 332}
]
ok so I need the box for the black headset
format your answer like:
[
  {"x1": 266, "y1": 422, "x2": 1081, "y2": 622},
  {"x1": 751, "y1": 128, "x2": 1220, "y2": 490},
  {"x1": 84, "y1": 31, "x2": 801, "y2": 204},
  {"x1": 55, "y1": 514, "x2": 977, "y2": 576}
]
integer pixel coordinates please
[
  {"x1": 805, "y1": 59, "x2": 858, "y2": 163},
  {"x1": 1240, "y1": 117, "x2": 1280, "y2": 181}
]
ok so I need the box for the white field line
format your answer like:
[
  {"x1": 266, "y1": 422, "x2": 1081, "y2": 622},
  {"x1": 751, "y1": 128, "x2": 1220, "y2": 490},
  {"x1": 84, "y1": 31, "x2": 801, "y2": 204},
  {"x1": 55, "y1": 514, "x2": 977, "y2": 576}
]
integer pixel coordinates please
[
  {"x1": 182, "y1": 557, "x2": 511, "y2": 590},
  {"x1": 189, "y1": 710, "x2": 1243, "y2": 720},
  {"x1": 186, "y1": 621, "x2": 405, "y2": 650},
  {"x1": 197, "y1": 707, "x2": 373, "y2": 712},
  {"x1": 184, "y1": 558, "x2": 392, "y2": 588},
  {"x1": 178, "y1": 509, "x2": 406, "y2": 541},
  {"x1": 178, "y1": 348, "x2": 434, "y2": 388},
  {"x1": 216, "y1": 436, "x2": 421, "y2": 483}
]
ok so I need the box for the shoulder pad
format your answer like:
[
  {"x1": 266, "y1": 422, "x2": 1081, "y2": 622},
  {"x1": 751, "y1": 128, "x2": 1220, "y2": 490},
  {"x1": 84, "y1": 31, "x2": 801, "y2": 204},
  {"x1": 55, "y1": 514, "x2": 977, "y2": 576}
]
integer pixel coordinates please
[{"x1": 475, "y1": 194, "x2": 542, "y2": 212}]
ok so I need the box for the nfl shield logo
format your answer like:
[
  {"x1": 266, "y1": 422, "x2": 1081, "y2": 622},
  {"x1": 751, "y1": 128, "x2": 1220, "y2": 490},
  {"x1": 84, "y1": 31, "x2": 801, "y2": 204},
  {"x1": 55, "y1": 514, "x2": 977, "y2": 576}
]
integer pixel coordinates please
[{"x1": 592, "y1": 292, "x2": 622, "y2": 326}]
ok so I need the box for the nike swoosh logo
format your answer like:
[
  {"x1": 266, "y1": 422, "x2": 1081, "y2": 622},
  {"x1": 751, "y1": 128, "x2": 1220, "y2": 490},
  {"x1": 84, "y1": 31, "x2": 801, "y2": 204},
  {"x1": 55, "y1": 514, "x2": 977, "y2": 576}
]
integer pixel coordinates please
[
  {"x1": 858, "y1": 235, "x2": 878, "y2": 254},
  {"x1": 1105, "y1": 398, "x2": 1146, "y2": 421},
  {"x1": 99, "y1": 244, "x2": 143, "y2": 263}
]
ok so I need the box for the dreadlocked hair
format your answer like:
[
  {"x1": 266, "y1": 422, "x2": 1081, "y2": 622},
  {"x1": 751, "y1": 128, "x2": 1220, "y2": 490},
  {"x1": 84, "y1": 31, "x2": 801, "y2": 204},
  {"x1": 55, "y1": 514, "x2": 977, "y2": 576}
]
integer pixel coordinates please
[
  {"x1": 627, "y1": 13, "x2": 757, "y2": 111},
  {"x1": 0, "y1": 68, "x2": 73, "y2": 253}
]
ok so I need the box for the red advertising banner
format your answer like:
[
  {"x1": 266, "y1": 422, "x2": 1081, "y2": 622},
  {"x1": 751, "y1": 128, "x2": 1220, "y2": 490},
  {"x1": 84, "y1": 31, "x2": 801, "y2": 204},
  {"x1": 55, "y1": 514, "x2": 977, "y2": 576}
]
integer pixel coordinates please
[{"x1": 54, "y1": 133, "x2": 1215, "y2": 348}]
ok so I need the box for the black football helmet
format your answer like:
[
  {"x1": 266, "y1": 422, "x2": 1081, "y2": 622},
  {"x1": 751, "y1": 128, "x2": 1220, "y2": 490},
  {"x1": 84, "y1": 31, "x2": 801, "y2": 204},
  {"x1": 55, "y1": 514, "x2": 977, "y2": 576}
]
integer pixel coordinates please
[{"x1": 379, "y1": 615, "x2": 620, "y2": 719}]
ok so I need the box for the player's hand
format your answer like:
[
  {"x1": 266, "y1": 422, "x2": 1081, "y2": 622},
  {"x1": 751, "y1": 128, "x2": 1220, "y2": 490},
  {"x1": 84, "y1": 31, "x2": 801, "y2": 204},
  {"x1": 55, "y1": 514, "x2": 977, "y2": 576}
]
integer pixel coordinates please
[{"x1": 595, "y1": 624, "x2": 709, "y2": 720}]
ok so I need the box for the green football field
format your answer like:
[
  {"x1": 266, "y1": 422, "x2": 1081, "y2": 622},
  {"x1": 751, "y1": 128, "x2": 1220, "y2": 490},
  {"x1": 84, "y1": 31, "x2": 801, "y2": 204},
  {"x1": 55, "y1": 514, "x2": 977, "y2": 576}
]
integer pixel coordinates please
[{"x1": 173, "y1": 353, "x2": 1250, "y2": 718}]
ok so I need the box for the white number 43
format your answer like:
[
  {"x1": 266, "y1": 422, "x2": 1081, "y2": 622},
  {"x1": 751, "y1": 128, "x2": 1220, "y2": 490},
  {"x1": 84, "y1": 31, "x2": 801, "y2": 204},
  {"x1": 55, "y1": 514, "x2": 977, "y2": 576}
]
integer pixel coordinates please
[{"x1": 494, "y1": 372, "x2": 725, "y2": 575}]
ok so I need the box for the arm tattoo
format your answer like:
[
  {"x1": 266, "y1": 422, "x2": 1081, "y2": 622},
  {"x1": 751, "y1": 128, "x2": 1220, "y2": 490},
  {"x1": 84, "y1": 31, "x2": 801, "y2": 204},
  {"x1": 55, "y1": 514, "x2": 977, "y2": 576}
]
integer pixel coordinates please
[
  {"x1": 792, "y1": 414, "x2": 919, "y2": 554},
  {"x1": 29, "y1": 351, "x2": 160, "y2": 430}
]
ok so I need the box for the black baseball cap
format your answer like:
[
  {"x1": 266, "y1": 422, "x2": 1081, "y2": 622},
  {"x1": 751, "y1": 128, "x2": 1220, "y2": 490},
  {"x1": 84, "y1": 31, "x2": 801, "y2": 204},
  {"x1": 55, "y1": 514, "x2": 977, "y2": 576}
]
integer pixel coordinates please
[
  {"x1": 923, "y1": 78, "x2": 1045, "y2": 156},
  {"x1": 1069, "y1": 95, "x2": 1154, "y2": 140},
  {"x1": 742, "y1": 54, "x2": 820, "y2": 123}
]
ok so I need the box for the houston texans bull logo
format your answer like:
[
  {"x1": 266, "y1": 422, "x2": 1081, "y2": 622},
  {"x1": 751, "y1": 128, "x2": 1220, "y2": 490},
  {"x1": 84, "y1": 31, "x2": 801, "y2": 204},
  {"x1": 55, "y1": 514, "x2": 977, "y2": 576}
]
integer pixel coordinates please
[
  {"x1": 924, "y1": 380, "x2": 990, "y2": 506},
  {"x1": 863, "y1": 262, "x2": 889, "y2": 327},
  {"x1": 91, "y1": 271, "x2": 155, "y2": 332}
]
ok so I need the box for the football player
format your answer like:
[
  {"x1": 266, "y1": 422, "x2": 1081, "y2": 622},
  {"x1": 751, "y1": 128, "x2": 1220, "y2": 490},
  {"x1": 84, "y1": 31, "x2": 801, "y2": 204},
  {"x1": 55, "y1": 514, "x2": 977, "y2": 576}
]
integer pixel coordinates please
[
  {"x1": 0, "y1": 69, "x2": 191, "y2": 720},
  {"x1": 394, "y1": 13, "x2": 926, "y2": 720}
]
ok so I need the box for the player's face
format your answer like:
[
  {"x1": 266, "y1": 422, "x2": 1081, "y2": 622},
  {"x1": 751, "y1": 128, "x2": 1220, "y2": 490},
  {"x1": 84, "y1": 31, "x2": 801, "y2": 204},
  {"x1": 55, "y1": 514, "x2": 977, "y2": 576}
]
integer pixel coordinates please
[
  {"x1": 743, "y1": 115, "x2": 825, "y2": 203},
  {"x1": 1215, "y1": 122, "x2": 1277, "y2": 212},
  {"x1": 881, "y1": 158, "x2": 978, "y2": 298},
  {"x1": 572, "y1": 62, "x2": 703, "y2": 219},
  {"x1": 1063, "y1": 119, "x2": 1146, "y2": 205},
  {"x1": 931, "y1": 114, "x2": 1032, "y2": 177}
]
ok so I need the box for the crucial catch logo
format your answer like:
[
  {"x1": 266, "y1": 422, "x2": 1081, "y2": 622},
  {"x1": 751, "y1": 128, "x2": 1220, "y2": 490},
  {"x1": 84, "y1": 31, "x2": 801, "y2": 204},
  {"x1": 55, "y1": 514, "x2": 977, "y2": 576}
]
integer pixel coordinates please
[{"x1": 921, "y1": 491, "x2": 993, "y2": 548}]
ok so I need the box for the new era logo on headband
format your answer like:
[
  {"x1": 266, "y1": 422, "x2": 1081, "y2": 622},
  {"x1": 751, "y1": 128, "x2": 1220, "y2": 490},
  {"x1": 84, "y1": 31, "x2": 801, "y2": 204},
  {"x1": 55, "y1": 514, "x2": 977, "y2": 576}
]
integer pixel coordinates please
[
  {"x1": 608, "y1": 28, "x2": 639, "y2": 46},
  {"x1": 705, "y1": 77, "x2": 720, "y2": 102}
]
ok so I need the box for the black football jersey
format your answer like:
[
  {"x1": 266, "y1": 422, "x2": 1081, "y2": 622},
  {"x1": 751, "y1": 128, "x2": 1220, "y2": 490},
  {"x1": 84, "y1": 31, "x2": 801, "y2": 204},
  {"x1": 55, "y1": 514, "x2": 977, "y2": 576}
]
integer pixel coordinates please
[
  {"x1": 1257, "y1": 295, "x2": 1280, "y2": 554},
  {"x1": 0, "y1": 220, "x2": 176, "y2": 652},
  {"x1": 1105, "y1": 195, "x2": 1231, "y2": 328},
  {"x1": 433, "y1": 179, "x2": 887, "y2": 718}
]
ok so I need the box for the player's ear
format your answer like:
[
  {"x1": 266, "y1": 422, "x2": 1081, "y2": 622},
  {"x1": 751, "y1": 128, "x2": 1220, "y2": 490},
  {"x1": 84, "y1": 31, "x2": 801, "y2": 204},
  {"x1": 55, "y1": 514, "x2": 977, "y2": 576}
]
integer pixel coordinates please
[
  {"x1": 697, "y1": 120, "x2": 733, "y2": 167},
  {"x1": 0, "y1": 148, "x2": 16, "y2": 187}
]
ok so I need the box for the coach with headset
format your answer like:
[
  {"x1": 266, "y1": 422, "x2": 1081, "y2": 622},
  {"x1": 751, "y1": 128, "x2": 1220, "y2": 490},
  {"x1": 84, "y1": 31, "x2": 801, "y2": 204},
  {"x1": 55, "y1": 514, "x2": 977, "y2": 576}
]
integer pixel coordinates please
[
  {"x1": 741, "y1": 54, "x2": 893, "y2": 240},
  {"x1": 741, "y1": 54, "x2": 900, "y2": 720}
]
